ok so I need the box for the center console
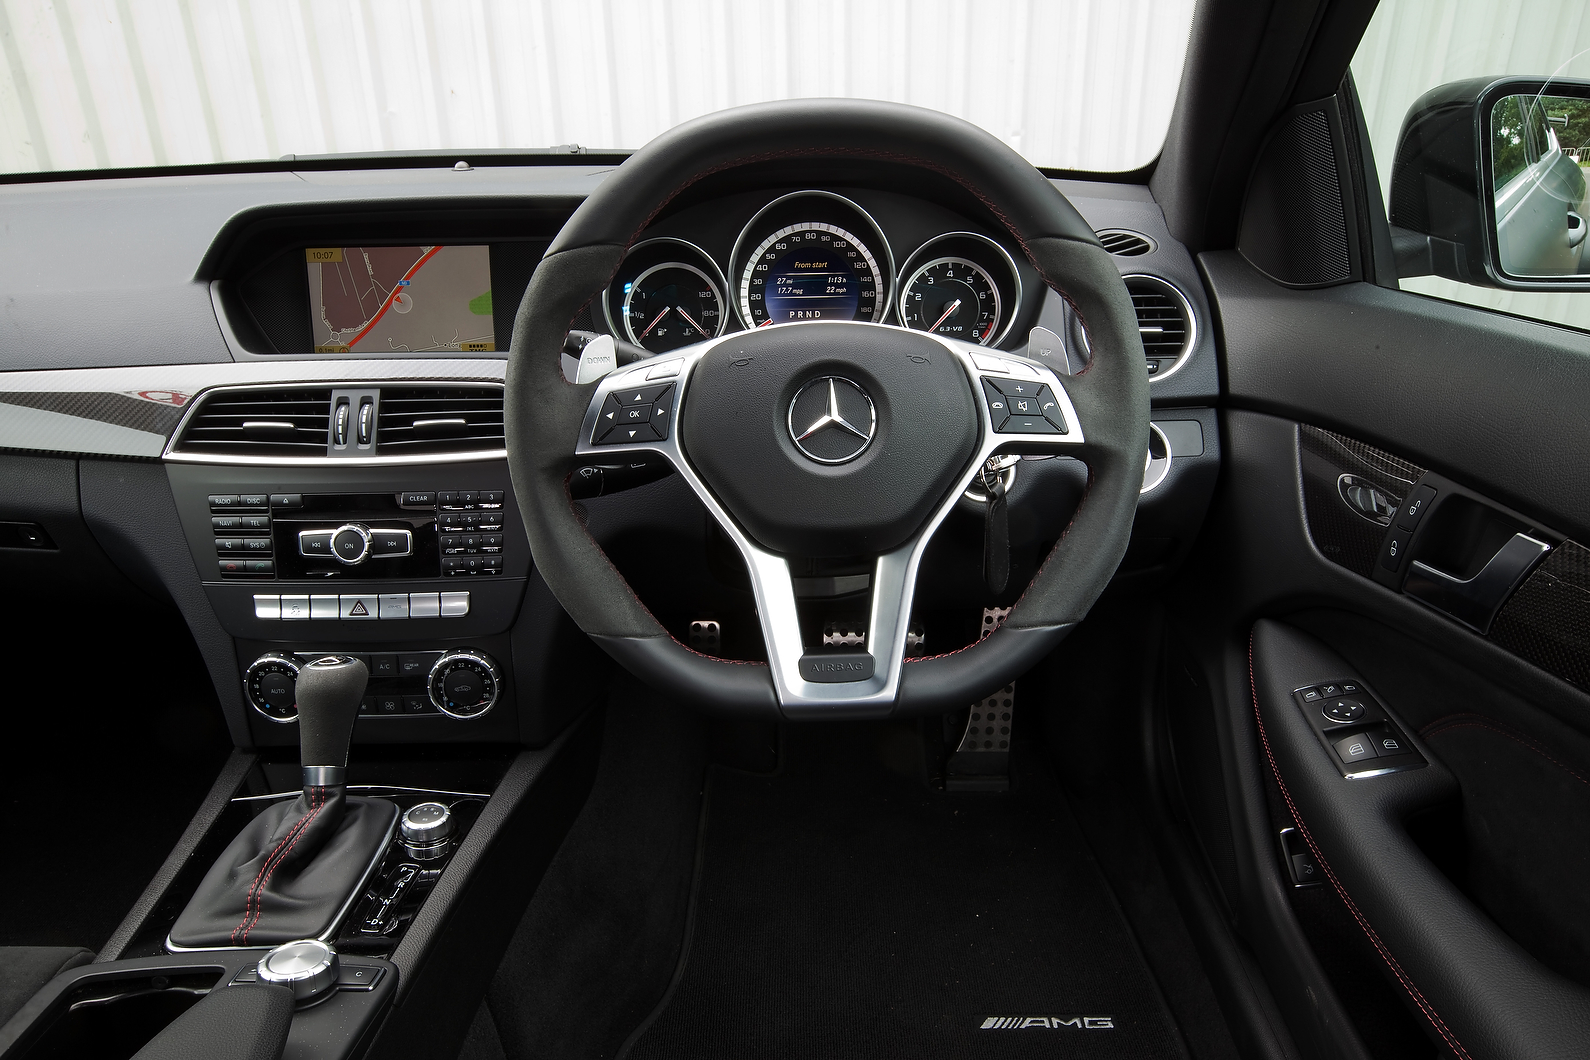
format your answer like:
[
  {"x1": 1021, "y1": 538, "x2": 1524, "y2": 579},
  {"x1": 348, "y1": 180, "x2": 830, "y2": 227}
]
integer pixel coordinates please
[{"x1": 164, "y1": 458, "x2": 549, "y2": 749}]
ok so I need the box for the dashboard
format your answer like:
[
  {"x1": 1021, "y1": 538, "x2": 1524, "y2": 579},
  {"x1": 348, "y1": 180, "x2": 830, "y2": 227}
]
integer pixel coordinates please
[{"x1": 0, "y1": 159, "x2": 1220, "y2": 755}]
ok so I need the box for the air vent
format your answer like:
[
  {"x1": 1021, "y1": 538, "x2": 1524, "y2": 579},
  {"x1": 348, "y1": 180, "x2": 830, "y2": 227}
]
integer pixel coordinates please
[
  {"x1": 376, "y1": 385, "x2": 505, "y2": 456},
  {"x1": 173, "y1": 387, "x2": 334, "y2": 457},
  {"x1": 1123, "y1": 275, "x2": 1194, "y2": 380},
  {"x1": 1096, "y1": 229, "x2": 1155, "y2": 256}
]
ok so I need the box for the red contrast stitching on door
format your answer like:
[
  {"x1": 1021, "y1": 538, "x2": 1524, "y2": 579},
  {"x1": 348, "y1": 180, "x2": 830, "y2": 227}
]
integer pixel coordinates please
[{"x1": 1248, "y1": 635, "x2": 1474, "y2": 1060}]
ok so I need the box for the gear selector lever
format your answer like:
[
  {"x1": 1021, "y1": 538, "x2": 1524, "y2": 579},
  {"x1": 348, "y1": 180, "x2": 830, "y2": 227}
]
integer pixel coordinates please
[
  {"x1": 167, "y1": 656, "x2": 399, "y2": 951},
  {"x1": 295, "y1": 655, "x2": 368, "y2": 792}
]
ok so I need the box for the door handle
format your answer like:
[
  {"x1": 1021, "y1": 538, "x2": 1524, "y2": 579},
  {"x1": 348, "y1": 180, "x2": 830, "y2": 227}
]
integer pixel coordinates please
[
  {"x1": 1568, "y1": 211, "x2": 1587, "y2": 248},
  {"x1": 1404, "y1": 533, "x2": 1550, "y2": 634}
]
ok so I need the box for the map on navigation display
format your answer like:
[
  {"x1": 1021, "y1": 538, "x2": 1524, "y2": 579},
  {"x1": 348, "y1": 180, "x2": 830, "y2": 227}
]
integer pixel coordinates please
[{"x1": 306, "y1": 244, "x2": 495, "y2": 353}]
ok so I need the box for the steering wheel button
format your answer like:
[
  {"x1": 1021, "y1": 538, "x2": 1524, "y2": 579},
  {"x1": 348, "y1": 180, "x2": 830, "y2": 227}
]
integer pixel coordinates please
[
  {"x1": 619, "y1": 383, "x2": 672, "y2": 406},
  {"x1": 620, "y1": 404, "x2": 653, "y2": 425},
  {"x1": 1002, "y1": 415, "x2": 1059, "y2": 434},
  {"x1": 980, "y1": 379, "x2": 1010, "y2": 429}
]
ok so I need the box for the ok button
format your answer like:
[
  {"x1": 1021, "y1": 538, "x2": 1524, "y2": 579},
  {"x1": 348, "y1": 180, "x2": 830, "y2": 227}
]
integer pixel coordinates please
[{"x1": 620, "y1": 404, "x2": 653, "y2": 424}]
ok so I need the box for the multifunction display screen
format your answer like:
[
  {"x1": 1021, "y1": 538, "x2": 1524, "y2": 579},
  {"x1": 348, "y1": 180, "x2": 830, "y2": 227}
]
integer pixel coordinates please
[{"x1": 307, "y1": 245, "x2": 495, "y2": 353}]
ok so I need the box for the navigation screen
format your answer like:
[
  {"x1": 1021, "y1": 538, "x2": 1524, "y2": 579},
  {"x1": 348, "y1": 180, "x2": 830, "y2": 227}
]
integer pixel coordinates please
[{"x1": 306, "y1": 245, "x2": 495, "y2": 353}]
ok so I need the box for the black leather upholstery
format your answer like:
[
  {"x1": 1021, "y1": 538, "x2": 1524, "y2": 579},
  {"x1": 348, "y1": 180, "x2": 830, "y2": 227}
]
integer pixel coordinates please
[
  {"x1": 1250, "y1": 618, "x2": 1590, "y2": 1059},
  {"x1": 168, "y1": 791, "x2": 395, "y2": 949},
  {"x1": 129, "y1": 984, "x2": 292, "y2": 1060}
]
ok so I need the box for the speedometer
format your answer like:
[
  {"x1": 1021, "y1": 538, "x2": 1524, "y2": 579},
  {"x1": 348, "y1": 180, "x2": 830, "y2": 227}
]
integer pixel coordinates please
[
  {"x1": 899, "y1": 257, "x2": 1001, "y2": 343},
  {"x1": 739, "y1": 223, "x2": 883, "y2": 327}
]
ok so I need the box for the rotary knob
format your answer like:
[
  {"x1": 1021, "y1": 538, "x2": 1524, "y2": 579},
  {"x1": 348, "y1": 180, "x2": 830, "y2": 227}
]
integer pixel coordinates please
[
  {"x1": 400, "y1": 802, "x2": 455, "y2": 859},
  {"x1": 245, "y1": 653, "x2": 300, "y2": 723},
  {"x1": 257, "y1": 938, "x2": 339, "y2": 1001},
  {"x1": 427, "y1": 649, "x2": 501, "y2": 719},
  {"x1": 330, "y1": 523, "x2": 373, "y2": 565}
]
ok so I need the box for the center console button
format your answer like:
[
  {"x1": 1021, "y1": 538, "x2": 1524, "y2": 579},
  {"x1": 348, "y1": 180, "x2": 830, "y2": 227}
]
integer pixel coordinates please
[
  {"x1": 299, "y1": 530, "x2": 334, "y2": 557},
  {"x1": 369, "y1": 654, "x2": 397, "y2": 676},
  {"x1": 254, "y1": 594, "x2": 281, "y2": 620},
  {"x1": 212, "y1": 516, "x2": 241, "y2": 530},
  {"x1": 438, "y1": 491, "x2": 459, "y2": 508},
  {"x1": 331, "y1": 525, "x2": 372, "y2": 564},
  {"x1": 281, "y1": 595, "x2": 310, "y2": 620},
  {"x1": 400, "y1": 491, "x2": 436, "y2": 508},
  {"x1": 310, "y1": 595, "x2": 339, "y2": 619},
  {"x1": 208, "y1": 495, "x2": 239, "y2": 509},
  {"x1": 215, "y1": 537, "x2": 245, "y2": 553},
  {"x1": 398, "y1": 653, "x2": 436, "y2": 677},
  {"x1": 340, "y1": 594, "x2": 379, "y2": 620},
  {"x1": 478, "y1": 490, "x2": 504, "y2": 505},
  {"x1": 269, "y1": 494, "x2": 303, "y2": 508},
  {"x1": 378, "y1": 595, "x2": 409, "y2": 620},
  {"x1": 238, "y1": 493, "x2": 269, "y2": 509},
  {"x1": 440, "y1": 591, "x2": 470, "y2": 617},
  {"x1": 409, "y1": 592, "x2": 441, "y2": 618},
  {"x1": 457, "y1": 490, "x2": 477, "y2": 507},
  {"x1": 242, "y1": 536, "x2": 272, "y2": 552},
  {"x1": 370, "y1": 529, "x2": 413, "y2": 558}
]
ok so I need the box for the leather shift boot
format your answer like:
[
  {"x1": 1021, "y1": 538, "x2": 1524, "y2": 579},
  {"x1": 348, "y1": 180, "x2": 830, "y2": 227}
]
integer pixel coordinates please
[{"x1": 169, "y1": 788, "x2": 397, "y2": 949}]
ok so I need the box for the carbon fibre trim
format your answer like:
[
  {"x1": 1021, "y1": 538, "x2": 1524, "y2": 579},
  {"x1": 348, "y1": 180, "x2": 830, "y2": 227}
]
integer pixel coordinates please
[
  {"x1": 0, "y1": 390, "x2": 188, "y2": 435},
  {"x1": 0, "y1": 358, "x2": 505, "y2": 459},
  {"x1": 1298, "y1": 425, "x2": 1423, "y2": 578},
  {"x1": 1490, "y1": 539, "x2": 1590, "y2": 690}
]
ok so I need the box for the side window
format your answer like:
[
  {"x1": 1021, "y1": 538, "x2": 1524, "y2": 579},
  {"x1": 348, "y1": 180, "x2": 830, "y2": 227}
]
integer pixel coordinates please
[{"x1": 1352, "y1": 2, "x2": 1590, "y2": 331}]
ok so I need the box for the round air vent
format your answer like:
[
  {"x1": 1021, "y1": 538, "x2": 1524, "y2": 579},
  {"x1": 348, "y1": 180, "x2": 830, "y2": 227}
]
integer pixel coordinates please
[
  {"x1": 1122, "y1": 275, "x2": 1195, "y2": 382},
  {"x1": 1096, "y1": 229, "x2": 1156, "y2": 256}
]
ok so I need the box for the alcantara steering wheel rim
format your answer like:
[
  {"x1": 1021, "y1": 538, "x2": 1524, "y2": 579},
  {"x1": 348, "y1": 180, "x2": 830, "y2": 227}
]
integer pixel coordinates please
[{"x1": 506, "y1": 99, "x2": 1149, "y2": 719}]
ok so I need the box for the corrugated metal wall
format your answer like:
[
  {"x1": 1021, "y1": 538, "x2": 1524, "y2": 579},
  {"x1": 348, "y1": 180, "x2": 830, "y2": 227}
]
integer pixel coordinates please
[
  {"x1": 0, "y1": 0, "x2": 1194, "y2": 175},
  {"x1": 1353, "y1": 0, "x2": 1590, "y2": 328}
]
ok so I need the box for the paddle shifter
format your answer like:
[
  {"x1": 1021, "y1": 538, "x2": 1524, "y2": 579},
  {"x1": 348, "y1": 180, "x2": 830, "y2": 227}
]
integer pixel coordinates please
[{"x1": 167, "y1": 657, "x2": 399, "y2": 951}]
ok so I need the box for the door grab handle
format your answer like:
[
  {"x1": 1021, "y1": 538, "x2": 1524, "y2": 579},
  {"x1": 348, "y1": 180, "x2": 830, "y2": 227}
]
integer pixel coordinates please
[
  {"x1": 1404, "y1": 533, "x2": 1551, "y2": 634},
  {"x1": 1570, "y1": 212, "x2": 1588, "y2": 249}
]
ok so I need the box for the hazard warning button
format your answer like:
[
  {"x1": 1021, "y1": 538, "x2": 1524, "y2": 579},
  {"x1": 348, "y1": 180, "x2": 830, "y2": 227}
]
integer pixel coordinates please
[{"x1": 340, "y1": 594, "x2": 379, "y2": 620}]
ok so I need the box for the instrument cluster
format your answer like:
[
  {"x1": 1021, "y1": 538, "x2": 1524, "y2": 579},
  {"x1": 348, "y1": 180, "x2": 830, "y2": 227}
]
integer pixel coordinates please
[{"x1": 602, "y1": 189, "x2": 1029, "y2": 353}]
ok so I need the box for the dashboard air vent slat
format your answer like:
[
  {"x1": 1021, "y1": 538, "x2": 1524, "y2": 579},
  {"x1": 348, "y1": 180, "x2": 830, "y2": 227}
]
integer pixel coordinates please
[
  {"x1": 1096, "y1": 229, "x2": 1155, "y2": 256},
  {"x1": 376, "y1": 386, "x2": 505, "y2": 455},
  {"x1": 174, "y1": 389, "x2": 333, "y2": 456},
  {"x1": 1122, "y1": 276, "x2": 1193, "y2": 379}
]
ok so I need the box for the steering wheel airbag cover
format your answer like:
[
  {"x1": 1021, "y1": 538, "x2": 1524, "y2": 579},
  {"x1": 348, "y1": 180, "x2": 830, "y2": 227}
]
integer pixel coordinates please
[{"x1": 681, "y1": 323, "x2": 978, "y2": 556}]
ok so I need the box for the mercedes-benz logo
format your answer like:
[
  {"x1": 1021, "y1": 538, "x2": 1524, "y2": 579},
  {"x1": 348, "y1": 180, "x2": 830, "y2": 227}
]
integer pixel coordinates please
[{"x1": 787, "y1": 376, "x2": 876, "y2": 464}]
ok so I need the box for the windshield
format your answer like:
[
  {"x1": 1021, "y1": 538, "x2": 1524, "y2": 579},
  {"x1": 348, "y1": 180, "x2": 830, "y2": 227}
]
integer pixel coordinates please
[{"x1": 0, "y1": 0, "x2": 1193, "y2": 177}]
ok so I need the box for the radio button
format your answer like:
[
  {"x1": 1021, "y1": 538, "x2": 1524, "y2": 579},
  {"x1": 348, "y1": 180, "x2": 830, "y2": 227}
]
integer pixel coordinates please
[
  {"x1": 208, "y1": 495, "x2": 240, "y2": 509},
  {"x1": 299, "y1": 530, "x2": 334, "y2": 557}
]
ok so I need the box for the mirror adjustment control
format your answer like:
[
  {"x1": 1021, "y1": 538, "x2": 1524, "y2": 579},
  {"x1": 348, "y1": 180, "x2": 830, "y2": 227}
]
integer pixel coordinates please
[
  {"x1": 246, "y1": 652, "x2": 300, "y2": 723},
  {"x1": 428, "y1": 649, "x2": 501, "y2": 719},
  {"x1": 1321, "y1": 697, "x2": 1366, "y2": 722}
]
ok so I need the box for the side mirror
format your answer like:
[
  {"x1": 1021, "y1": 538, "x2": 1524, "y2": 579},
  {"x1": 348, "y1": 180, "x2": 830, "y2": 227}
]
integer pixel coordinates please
[{"x1": 1389, "y1": 76, "x2": 1590, "y2": 289}]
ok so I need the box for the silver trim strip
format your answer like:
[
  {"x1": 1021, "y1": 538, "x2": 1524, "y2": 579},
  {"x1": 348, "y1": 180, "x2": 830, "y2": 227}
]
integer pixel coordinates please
[{"x1": 574, "y1": 321, "x2": 1086, "y2": 715}]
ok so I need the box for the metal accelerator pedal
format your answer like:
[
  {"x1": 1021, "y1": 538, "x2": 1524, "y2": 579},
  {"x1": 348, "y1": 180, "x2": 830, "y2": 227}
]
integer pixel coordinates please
[{"x1": 946, "y1": 607, "x2": 1014, "y2": 792}]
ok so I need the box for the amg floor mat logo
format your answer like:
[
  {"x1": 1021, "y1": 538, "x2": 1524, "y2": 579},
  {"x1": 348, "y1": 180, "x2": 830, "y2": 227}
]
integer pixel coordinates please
[{"x1": 980, "y1": 1016, "x2": 1114, "y2": 1030}]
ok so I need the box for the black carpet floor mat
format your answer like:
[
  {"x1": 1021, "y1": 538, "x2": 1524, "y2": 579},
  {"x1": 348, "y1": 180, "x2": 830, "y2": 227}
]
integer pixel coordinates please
[{"x1": 621, "y1": 727, "x2": 1190, "y2": 1060}]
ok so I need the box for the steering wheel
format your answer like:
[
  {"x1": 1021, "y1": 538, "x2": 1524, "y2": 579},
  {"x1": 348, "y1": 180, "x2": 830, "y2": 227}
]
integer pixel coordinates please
[{"x1": 506, "y1": 99, "x2": 1148, "y2": 719}]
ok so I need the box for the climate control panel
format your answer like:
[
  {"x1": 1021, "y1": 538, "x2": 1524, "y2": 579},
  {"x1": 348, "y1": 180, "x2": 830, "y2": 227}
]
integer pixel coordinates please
[{"x1": 243, "y1": 647, "x2": 502, "y2": 722}]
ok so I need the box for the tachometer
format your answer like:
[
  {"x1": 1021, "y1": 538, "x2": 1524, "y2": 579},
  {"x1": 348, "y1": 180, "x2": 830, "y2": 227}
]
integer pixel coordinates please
[
  {"x1": 895, "y1": 232, "x2": 1022, "y2": 347},
  {"x1": 621, "y1": 262, "x2": 723, "y2": 351},
  {"x1": 740, "y1": 223, "x2": 883, "y2": 327},
  {"x1": 899, "y1": 257, "x2": 1001, "y2": 343}
]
